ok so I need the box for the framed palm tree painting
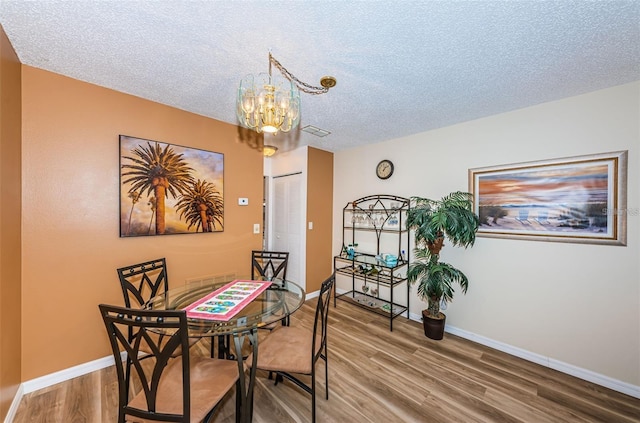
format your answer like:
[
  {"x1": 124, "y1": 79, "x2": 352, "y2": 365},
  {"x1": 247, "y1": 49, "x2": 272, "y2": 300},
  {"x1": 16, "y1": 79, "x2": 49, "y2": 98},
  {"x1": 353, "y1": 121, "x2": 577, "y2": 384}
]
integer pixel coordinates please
[{"x1": 119, "y1": 135, "x2": 224, "y2": 237}]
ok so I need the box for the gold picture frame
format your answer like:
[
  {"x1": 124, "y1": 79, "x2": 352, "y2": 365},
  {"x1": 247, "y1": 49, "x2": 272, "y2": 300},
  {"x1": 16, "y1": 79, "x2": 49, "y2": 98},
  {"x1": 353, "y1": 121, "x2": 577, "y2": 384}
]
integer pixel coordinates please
[{"x1": 469, "y1": 151, "x2": 627, "y2": 245}]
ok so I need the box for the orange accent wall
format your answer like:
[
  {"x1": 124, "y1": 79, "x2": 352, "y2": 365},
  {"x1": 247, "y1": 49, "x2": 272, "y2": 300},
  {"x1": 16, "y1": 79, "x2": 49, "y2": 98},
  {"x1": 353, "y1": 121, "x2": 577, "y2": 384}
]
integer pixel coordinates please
[
  {"x1": 0, "y1": 25, "x2": 22, "y2": 420},
  {"x1": 305, "y1": 147, "x2": 333, "y2": 293},
  {"x1": 21, "y1": 66, "x2": 264, "y2": 380}
]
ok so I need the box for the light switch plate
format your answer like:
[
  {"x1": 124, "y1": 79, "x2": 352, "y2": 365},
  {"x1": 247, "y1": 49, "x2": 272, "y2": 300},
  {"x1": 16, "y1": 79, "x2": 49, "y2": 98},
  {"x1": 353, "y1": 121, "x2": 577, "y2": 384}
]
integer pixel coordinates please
[{"x1": 253, "y1": 223, "x2": 260, "y2": 234}]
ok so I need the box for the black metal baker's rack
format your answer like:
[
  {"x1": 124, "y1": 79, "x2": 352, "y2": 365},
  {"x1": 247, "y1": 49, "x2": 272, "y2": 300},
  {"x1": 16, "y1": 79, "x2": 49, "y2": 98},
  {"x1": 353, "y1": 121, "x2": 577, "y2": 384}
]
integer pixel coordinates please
[{"x1": 333, "y1": 194, "x2": 410, "y2": 331}]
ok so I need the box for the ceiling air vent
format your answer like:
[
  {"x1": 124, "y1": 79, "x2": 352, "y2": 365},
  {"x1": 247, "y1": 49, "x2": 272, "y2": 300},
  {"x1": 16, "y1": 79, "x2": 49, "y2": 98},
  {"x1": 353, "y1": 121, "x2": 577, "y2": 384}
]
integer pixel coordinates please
[{"x1": 301, "y1": 125, "x2": 331, "y2": 137}]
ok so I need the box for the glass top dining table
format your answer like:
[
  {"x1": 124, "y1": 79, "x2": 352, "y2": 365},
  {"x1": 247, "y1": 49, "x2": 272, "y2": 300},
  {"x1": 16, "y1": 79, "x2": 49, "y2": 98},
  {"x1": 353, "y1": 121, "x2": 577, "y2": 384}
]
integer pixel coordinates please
[
  {"x1": 145, "y1": 276, "x2": 305, "y2": 423},
  {"x1": 145, "y1": 276, "x2": 305, "y2": 336}
]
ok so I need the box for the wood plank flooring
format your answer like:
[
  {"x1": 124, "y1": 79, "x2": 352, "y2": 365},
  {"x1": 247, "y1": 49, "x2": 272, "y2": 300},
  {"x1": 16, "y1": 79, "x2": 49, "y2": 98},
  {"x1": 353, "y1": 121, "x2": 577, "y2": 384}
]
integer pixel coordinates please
[{"x1": 13, "y1": 300, "x2": 640, "y2": 422}]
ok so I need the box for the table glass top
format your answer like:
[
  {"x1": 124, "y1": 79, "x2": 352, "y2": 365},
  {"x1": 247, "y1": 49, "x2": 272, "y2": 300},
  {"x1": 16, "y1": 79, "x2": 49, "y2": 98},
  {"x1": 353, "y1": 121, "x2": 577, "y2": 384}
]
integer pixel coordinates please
[{"x1": 145, "y1": 277, "x2": 305, "y2": 336}]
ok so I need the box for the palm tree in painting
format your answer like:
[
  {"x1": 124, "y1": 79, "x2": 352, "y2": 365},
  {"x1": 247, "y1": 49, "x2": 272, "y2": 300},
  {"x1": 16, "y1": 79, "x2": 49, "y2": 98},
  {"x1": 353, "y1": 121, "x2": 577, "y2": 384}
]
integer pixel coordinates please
[
  {"x1": 147, "y1": 196, "x2": 156, "y2": 235},
  {"x1": 175, "y1": 179, "x2": 224, "y2": 232},
  {"x1": 121, "y1": 142, "x2": 194, "y2": 235},
  {"x1": 126, "y1": 191, "x2": 141, "y2": 235}
]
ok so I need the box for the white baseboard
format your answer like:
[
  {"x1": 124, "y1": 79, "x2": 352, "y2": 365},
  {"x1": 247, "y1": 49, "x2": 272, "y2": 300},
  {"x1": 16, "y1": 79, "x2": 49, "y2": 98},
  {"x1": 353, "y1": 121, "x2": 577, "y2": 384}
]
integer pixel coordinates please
[
  {"x1": 305, "y1": 289, "x2": 320, "y2": 300},
  {"x1": 335, "y1": 287, "x2": 348, "y2": 296},
  {"x1": 407, "y1": 311, "x2": 640, "y2": 399},
  {"x1": 22, "y1": 352, "x2": 124, "y2": 394},
  {"x1": 3, "y1": 384, "x2": 23, "y2": 423}
]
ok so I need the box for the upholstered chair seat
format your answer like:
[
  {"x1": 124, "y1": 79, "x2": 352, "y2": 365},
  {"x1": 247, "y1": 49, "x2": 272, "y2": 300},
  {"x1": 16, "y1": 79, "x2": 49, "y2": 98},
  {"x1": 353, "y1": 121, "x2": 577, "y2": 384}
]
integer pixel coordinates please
[
  {"x1": 127, "y1": 356, "x2": 238, "y2": 423},
  {"x1": 248, "y1": 326, "x2": 322, "y2": 375}
]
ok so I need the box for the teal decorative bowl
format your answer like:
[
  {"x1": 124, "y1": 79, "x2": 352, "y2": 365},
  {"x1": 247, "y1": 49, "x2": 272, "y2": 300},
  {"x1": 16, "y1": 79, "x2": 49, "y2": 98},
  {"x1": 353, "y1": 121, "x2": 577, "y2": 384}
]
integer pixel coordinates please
[{"x1": 384, "y1": 254, "x2": 398, "y2": 267}]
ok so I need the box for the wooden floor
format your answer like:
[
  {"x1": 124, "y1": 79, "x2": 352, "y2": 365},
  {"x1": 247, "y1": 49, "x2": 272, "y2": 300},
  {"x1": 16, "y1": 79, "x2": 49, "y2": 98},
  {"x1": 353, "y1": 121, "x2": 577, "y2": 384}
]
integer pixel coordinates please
[{"x1": 13, "y1": 300, "x2": 640, "y2": 422}]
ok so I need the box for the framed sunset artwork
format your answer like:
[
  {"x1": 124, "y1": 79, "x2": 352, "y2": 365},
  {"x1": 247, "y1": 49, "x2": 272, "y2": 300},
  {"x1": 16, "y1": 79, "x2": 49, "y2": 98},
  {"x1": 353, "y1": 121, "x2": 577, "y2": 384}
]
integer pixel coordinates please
[{"x1": 469, "y1": 151, "x2": 627, "y2": 245}]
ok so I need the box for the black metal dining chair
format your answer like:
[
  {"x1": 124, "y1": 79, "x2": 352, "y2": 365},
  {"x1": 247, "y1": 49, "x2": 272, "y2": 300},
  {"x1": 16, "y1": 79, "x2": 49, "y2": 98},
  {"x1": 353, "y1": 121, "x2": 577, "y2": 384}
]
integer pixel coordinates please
[
  {"x1": 116, "y1": 258, "x2": 205, "y2": 355},
  {"x1": 99, "y1": 304, "x2": 240, "y2": 423},
  {"x1": 251, "y1": 250, "x2": 289, "y2": 281},
  {"x1": 117, "y1": 258, "x2": 169, "y2": 309},
  {"x1": 247, "y1": 274, "x2": 334, "y2": 423},
  {"x1": 116, "y1": 258, "x2": 229, "y2": 360},
  {"x1": 251, "y1": 250, "x2": 290, "y2": 328}
]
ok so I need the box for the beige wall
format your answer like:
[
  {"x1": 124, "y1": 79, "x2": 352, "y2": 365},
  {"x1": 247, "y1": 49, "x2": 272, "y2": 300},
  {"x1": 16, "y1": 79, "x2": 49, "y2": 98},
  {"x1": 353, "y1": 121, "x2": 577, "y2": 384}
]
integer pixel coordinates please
[
  {"x1": 333, "y1": 82, "x2": 640, "y2": 391},
  {"x1": 305, "y1": 147, "x2": 333, "y2": 293},
  {"x1": 21, "y1": 66, "x2": 264, "y2": 381},
  {"x1": 0, "y1": 25, "x2": 22, "y2": 420}
]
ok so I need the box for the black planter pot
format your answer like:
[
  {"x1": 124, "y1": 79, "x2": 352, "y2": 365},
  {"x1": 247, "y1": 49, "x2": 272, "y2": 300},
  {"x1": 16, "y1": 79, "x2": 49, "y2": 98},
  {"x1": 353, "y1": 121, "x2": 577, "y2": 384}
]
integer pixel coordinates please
[{"x1": 422, "y1": 310, "x2": 446, "y2": 340}]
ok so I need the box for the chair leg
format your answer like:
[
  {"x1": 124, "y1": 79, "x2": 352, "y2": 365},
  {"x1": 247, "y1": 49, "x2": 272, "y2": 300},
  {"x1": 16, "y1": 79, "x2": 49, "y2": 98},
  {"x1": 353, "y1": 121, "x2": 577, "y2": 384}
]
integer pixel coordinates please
[
  {"x1": 325, "y1": 355, "x2": 329, "y2": 400},
  {"x1": 311, "y1": 368, "x2": 316, "y2": 423},
  {"x1": 223, "y1": 335, "x2": 231, "y2": 359},
  {"x1": 212, "y1": 335, "x2": 232, "y2": 359},
  {"x1": 210, "y1": 335, "x2": 228, "y2": 359},
  {"x1": 235, "y1": 379, "x2": 242, "y2": 423},
  {"x1": 324, "y1": 343, "x2": 329, "y2": 400},
  {"x1": 274, "y1": 372, "x2": 283, "y2": 385}
]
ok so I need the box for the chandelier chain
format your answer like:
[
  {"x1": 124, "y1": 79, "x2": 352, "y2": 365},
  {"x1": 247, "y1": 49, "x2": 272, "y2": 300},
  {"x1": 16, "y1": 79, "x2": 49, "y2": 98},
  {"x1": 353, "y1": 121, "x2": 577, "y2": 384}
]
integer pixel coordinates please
[{"x1": 269, "y1": 53, "x2": 329, "y2": 95}]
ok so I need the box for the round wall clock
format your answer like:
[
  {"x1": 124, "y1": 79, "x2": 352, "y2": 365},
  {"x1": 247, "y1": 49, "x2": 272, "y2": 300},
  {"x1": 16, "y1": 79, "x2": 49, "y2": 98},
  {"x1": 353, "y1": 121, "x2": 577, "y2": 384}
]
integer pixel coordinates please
[{"x1": 376, "y1": 159, "x2": 394, "y2": 180}]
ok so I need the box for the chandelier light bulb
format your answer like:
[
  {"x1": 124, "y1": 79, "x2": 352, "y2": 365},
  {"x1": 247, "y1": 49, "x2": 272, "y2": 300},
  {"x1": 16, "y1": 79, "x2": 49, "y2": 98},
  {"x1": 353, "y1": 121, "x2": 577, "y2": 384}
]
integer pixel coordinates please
[{"x1": 242, "y1": 95, "x2": 255, "y2": 114}]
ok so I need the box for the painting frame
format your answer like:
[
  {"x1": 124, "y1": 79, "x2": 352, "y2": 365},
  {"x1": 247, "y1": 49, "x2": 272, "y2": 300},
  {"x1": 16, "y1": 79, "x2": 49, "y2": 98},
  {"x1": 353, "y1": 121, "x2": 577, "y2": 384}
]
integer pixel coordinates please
[
  {"x1": 468, "y1": 151, "x2": 627, "y2": 246},
  {"x1": 119, "y1": 135, "x2": 224, "y2": 237}
]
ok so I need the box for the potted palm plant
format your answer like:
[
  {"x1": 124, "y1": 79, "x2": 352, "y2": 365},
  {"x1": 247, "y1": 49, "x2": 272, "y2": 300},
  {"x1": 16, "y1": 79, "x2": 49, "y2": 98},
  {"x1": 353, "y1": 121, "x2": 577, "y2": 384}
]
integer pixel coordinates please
[{"x1": 406, "y1": 191, "x2": 479, "y2": 340}]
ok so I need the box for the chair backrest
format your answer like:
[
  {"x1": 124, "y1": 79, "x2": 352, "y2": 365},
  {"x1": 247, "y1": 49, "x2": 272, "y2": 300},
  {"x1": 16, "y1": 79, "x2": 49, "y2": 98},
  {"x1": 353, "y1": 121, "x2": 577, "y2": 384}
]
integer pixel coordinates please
[
  {"x1": 312, "y1": 274, "x2": 335, "y2": 360},
  {"x1": 99, "y1": 304, "x2": 191, "y2": 423},
  {"x1": 251, "y1": 250, "x2": 289, "y2": 281},
  {"x1": 117, "y1": 258, "x2": 168, "y2": 308}
]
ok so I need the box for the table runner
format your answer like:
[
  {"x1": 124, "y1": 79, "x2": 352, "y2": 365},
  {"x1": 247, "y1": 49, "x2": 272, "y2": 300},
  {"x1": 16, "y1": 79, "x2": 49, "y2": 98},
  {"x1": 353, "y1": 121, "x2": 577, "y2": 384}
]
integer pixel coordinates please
[{"x1": 185, "y1": 280, "x2": 272, "y2": 321}]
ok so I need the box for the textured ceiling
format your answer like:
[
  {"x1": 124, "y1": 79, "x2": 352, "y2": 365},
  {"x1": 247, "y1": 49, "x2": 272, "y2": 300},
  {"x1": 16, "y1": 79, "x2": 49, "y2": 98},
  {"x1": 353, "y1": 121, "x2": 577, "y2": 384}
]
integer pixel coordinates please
[{"x1": 1, "y1": 1, "x2": 638, "y2": 153}]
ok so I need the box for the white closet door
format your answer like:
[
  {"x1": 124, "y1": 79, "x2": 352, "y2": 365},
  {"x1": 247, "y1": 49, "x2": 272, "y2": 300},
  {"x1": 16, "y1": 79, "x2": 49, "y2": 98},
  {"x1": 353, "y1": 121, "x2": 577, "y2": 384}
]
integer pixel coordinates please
[{"x1": 271, "y1": 173, "x2": 304, "y2": 289}]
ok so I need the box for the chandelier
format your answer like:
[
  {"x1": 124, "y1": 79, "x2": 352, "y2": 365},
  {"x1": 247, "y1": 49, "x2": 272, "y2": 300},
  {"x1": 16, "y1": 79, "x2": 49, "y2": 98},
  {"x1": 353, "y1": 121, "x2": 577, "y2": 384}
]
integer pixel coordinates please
[{"x1": 237, "y1": 53, "x2": 336, "y2": 135}]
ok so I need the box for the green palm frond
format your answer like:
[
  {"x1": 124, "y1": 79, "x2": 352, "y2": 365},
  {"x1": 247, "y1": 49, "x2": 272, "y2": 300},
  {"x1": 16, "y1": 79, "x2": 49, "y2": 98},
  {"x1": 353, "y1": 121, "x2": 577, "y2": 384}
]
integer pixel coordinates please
[
  {"x1": 407, "y1": 191, "x2": 478, "y2": 247},
  {"x1": 121, "y1": 142, "x2": 195, "y2": 198},
  {"x1": 408, "y1": 260, "x2": 469, "y2": 303},
  {"x1": 175, "y1": 179, "x2": 224, "y2": 231}
]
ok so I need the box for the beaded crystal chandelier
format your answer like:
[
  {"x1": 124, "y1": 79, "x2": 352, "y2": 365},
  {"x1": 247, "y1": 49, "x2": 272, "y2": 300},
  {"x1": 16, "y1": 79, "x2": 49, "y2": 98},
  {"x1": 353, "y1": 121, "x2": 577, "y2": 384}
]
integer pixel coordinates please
[{"x1": 237, "y1": 53, "x2": 335, "y2": 135}]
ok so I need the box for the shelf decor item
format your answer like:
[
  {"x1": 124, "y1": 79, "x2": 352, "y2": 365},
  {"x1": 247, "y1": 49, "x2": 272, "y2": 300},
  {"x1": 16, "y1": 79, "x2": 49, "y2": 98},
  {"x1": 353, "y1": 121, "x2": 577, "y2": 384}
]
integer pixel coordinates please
[
  {"x1": 406, "y1": 191, "x2": 479, "y2": 340},
  {"x1": 376, "y1": 159, "x2": 394, "y2": 180},
  {"x1": 383, "y1": 254, "x2": 398, "y2": 267}
]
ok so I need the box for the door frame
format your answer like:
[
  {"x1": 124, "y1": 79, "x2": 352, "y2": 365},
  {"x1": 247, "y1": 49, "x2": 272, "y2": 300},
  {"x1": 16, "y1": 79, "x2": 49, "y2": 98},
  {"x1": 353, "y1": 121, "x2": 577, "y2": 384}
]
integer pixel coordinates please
[{"x1": 263, "y1": 148, "x2": 308, "y2": 290}]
